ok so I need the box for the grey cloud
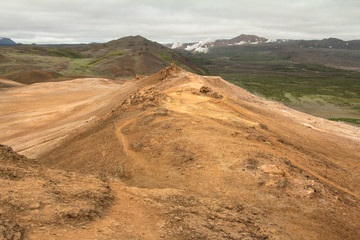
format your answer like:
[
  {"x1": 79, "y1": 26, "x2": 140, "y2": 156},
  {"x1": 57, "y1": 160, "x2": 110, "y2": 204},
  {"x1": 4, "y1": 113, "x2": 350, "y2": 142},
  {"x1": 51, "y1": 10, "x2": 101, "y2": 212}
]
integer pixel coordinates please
[{"x1": 0, "y1": 0, "x2": 359, "y2": 44}]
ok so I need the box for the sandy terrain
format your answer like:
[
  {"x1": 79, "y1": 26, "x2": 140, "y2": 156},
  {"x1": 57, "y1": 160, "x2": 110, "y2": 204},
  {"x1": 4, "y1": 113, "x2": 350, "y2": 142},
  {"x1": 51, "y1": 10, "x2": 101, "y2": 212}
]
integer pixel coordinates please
[
  {"x1": 1, "y1": 64, "x2": 359, "y2": 239},
  {"x1": 0, "y1": 78, "x2": 133, "y2": 158}
]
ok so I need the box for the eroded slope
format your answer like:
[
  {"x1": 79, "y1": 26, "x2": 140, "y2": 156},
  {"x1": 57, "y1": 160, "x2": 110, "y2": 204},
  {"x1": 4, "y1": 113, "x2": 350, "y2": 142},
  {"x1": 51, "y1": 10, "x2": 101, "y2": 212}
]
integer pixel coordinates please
[
  {"x1": 0, "y1": 78, "x2": 128, "y2": 158},
  {"x1": 0, "y1": 145, "x2": 112, "y2": 240},
  {"x1": 35, "y1": 65, "x2": 360, "y2": 239}
]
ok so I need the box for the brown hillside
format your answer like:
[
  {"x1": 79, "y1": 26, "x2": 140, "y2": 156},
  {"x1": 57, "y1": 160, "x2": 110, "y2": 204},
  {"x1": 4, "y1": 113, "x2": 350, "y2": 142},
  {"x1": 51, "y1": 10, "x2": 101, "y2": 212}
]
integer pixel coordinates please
[
  {"x1": 0, "y1": 36, "x2": 208, "y2": 85},
  {"x1": 0, "y1": 53, "x2": 8, "y2": 63},
  {"x1": 81, "y1": 35, "x2": 208, "y2": 77},
  {"x1": 93, "y1": 51, "x2": 169, "y2": 77},
  {"x1": 0, "y1": 78, "x2": 128, "y2": 158},
  {"x1": 4, "y1": 69, "x2": 60, "y2": 84},
  {"x1": 1, "y1": 64, "x2": 360, "y2": 239}
]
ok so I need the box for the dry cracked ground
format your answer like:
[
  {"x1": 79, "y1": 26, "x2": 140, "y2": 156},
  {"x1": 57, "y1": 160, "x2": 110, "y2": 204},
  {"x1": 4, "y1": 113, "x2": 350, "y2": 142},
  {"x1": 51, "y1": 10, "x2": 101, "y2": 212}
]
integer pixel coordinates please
[{"x1": 0, "y1": 64, "x2": 360, "y2": 239}]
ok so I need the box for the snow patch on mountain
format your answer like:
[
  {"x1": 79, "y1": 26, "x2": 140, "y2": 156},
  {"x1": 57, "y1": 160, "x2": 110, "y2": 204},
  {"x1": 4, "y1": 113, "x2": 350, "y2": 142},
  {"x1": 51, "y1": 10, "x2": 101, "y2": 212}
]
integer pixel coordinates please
[
  {"x1": 193, "y1": 47, "x2": 209, "y2": 53},
  {"x1": 266, "y1": 39, "x2": 276, "y2": 43},
  {"x1": 235, "y1": 41, "x2": 247, "y2": 45},
  {"x1": 171, "y1": 42, "x2": 182, "y2": 49},
  {"x1": 185, "y1": 38, "x2": 213, "y2": 53}
]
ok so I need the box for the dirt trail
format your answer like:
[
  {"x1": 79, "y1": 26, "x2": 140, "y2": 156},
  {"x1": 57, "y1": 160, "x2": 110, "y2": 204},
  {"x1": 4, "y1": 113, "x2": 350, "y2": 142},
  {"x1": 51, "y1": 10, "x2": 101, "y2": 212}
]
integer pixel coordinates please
[
  {"x1": 288, "y1": 158, "x2": 360, "y2": 201},
  {"x1": 113, "y1": 117, "x2": 164, "y2": 186},
  {"x1": 114, "y1": 121, "x2": 129, "y2": 157}
]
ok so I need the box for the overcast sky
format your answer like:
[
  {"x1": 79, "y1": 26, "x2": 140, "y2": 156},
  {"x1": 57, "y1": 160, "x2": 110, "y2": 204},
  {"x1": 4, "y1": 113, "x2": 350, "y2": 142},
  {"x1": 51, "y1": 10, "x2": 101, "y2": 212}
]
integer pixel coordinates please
[{"x1": 1, "y1": 0, "x2": 359, "y2": 44}]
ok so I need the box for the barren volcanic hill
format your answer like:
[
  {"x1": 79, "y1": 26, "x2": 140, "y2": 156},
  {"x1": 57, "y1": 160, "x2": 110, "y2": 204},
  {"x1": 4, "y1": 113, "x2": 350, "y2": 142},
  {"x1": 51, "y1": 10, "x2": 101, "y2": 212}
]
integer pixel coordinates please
[{"x1": 1, "y1": 64, "x2": 360, "y2": 239}]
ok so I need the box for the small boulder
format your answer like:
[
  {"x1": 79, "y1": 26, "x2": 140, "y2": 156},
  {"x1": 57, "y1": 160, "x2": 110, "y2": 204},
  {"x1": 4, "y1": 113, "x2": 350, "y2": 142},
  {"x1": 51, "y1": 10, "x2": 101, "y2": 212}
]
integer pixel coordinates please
[{"x1": 199, "y1": 86, "x2": 223, "y2": 99}]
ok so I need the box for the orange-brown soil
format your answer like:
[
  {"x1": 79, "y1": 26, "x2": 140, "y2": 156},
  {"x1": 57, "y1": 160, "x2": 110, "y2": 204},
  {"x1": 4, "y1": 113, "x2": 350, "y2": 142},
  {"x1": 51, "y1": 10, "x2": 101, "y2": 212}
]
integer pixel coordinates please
[
  {"x1": 1, "y1": 64, "x2": 359, "y2": 239},
  {"x1": 0, "y1": 78, "x2": 25, "y2": 89},
  {"x1": 0, "y1": 145, "x2": 112, "y2": 240}
]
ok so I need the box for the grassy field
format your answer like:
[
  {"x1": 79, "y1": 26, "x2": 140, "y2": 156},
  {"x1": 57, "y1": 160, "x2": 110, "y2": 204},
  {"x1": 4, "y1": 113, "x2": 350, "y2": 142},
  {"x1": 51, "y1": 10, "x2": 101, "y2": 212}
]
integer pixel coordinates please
[
  {"x1": 0, "y1": 49, "x2": 101, "y2": 78},
  {"x1": 87, "y1": 50, "x2": 124, "y2": 66},
  {"x1": 60, "y1": 58, "x2": 99, "y2": 76},
  {"x1": 185, "y1": 45, "x2": 360, "y2": 121},
  {"x1": 329, "y1": 118, "x2": 360, "y2": 125}
]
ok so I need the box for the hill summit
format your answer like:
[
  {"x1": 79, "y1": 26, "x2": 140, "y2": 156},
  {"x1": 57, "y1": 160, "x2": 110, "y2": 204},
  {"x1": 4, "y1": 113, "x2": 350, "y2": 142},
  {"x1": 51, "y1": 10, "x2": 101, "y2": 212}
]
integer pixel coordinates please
[{"x1": 1, "y1": 64, "x2": 359, "y2": 239}]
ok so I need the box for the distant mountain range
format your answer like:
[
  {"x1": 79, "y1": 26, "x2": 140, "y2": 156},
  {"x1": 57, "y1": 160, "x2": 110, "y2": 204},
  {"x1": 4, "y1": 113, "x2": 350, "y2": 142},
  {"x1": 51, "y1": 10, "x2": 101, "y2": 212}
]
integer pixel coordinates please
[
  {"x1": 3, "y1": 35, "x2": 359, "y2": 51},
  {"x1": 0, "y1": 37, "x2": 16, "y2": 46},
  {"x1": 1, "y1": 34, "x2": 360, "y2": 85},
  {"x1": 168, "y1": 34, "x2": 360, "y2": 53}
]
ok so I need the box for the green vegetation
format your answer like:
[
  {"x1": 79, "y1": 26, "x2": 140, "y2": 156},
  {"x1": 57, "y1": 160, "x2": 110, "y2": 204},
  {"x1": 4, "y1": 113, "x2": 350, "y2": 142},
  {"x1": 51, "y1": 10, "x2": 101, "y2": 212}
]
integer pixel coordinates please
[
  {"x1": 218, "y1": 70, "x2": 360, "y2": 108},
  {"x1": 0, "y1": 48, "x2": 100, "y2": 78},
  {"x1": 329, "y1": 118, "x2": 360, "y2": 125},
  {"x1": 48, "y1": 48, "x2": 83, "y2": 58},
  {"x1": 153, "y1": 49, "x2": 173, "y2": 63},
  {"x1": 1, "y1": 50, "x2": 69, "y2": 70},
  {"x1": 88, "y1": 50, "x2": 124, "y2": 66},
  {"x1": 185, "y1": 45, "x2": 360, "y2": 118},
  {"x1": 0, "y1": 34, "x2": 209, "y2": 81},
  {"x1": 153, "y1": 49, "x2": 194, "y2": 72},
  {"x1": 202, "y1": 45, "x2": 290, "y2": 62},
  {"x1": 60, "y1": 58, "x2": 98, "y2": 76}
]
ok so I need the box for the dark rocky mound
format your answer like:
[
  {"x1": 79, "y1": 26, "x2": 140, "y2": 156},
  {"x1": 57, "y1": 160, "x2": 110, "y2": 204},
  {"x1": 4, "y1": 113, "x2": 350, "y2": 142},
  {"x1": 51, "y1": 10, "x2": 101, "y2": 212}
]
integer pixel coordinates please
[
  {"x1": 122, "y1": 87, "x2": 171, "y2": 108},
  {"x1": 0, "y1": 38, "x2": 16, "y2": 46},
  {"x1": 199, "y1": 85, "x2": 223, "y2": 99},
  {"x1": 5, "y1": 70, "x2": 61, "y2": 84}
]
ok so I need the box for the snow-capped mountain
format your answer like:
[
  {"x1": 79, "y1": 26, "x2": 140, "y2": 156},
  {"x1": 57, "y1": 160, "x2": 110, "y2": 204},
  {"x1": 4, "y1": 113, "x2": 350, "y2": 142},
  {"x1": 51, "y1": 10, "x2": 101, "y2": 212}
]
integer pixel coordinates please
[
  {"x1": 183, "y1": 38, "x2": 214, "y2": 53},
  {"x1": 168, "y1": 34, "x2": 360, "y2": 53},
  {"x1": 171, "y1": 34, "x2": 273, "y2": 53},
  {"x1": 171, "y1": 42, "x2": 182, "y2": 49}
]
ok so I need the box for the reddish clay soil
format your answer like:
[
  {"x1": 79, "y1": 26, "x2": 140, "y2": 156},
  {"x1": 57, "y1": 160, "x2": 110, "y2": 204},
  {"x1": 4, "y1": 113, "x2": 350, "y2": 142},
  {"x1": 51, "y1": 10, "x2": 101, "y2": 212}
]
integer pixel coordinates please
[{"x1": 1, "y1": 64, "x2": 359, "y2": 239}]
